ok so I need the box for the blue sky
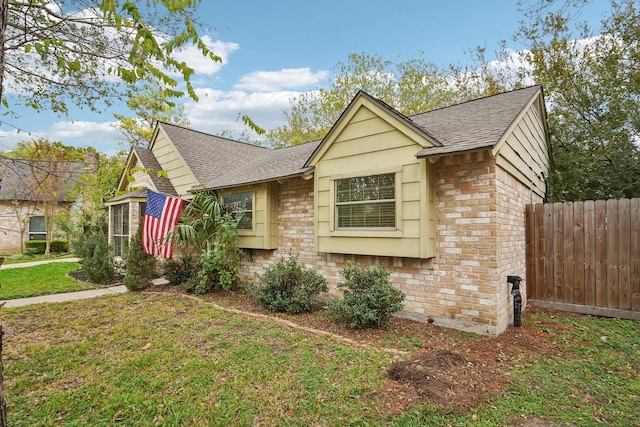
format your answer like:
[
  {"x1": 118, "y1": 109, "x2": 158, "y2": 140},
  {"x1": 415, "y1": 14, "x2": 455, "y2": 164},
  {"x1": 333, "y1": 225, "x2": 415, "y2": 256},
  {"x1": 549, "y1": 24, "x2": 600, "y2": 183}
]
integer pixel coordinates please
[{"x1": 0, "y1": 0, "x2": 611, "y2": 154}]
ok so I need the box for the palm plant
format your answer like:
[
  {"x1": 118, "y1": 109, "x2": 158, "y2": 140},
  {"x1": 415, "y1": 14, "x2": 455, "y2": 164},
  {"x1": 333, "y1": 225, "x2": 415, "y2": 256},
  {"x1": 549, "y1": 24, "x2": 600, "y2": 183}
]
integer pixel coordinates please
[
  {"x1": 168, "y1": 191, "x2": 244, "y2": 293},
  {"x1": 170, "y1": 191, "x2": 224, "y2": 256}
]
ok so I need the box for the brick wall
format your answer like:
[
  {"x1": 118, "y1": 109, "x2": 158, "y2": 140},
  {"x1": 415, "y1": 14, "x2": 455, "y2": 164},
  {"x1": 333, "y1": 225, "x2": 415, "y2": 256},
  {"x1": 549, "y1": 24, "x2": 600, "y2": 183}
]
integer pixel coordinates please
[
  {"x1": 240, "y1": 152, "x2": 535, "y2": 335},
  {"x1": 0, "y1": 203, "x2": 30, "y2": 252},
  {"x1": 495, "y1": 165, "x2": 544, "y2": 330}
]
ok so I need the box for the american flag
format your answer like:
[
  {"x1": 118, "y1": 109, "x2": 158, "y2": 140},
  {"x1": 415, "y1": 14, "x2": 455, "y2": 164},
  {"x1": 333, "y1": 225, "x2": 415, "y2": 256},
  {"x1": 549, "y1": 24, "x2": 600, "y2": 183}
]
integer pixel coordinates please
[{"x1": 142, "y1": 190, "x2": 185, "y2": 258}]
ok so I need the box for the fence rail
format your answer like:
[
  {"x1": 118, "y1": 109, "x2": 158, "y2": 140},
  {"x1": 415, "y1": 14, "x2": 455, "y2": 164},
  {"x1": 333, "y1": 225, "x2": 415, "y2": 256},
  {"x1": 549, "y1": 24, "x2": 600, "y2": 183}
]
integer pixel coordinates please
[{"x1": 525, "y1": 198, "x2": 640, "y2": 320}]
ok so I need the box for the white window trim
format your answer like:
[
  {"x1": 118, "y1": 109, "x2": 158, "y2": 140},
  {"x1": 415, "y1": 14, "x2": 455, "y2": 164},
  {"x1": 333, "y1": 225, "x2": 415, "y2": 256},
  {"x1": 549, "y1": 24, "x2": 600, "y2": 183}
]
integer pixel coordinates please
[{"x1": 329, "y1": 167, "x2": 403, "y2": 237}]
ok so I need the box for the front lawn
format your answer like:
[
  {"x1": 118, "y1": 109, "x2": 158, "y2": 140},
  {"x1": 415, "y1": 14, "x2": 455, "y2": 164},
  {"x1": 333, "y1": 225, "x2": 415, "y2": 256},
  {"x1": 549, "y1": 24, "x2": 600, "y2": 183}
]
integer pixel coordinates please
[
  {"x1": 0, "y1": 262, "x2": 96, "y2": 300},
  {"x1": 2, "y1": 291, "x2": 639, "y2": 426}
]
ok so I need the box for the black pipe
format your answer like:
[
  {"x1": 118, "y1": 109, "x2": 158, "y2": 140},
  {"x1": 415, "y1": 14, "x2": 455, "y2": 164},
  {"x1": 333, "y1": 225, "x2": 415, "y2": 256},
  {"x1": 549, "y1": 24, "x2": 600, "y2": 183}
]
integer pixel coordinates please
[{"x1": 507, "y1": 275, "x2": 522, "y2": 327}]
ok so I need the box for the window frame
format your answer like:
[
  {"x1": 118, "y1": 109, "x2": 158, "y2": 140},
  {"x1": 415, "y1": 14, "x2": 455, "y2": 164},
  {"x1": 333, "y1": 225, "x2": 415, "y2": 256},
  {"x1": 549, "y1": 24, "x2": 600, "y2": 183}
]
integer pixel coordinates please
[
  {"x1": 223, "y1": 191, "x2": 255, "y2": 233},
  {"x1": 330, "y1": 169, "x2": 402, "y2": 237},
  {"x1": 28, "y1": 215, "x2": 47, "y2": 241},
  {"x1": 111, "y1": 203, "x2": 130, "y2": 258}
]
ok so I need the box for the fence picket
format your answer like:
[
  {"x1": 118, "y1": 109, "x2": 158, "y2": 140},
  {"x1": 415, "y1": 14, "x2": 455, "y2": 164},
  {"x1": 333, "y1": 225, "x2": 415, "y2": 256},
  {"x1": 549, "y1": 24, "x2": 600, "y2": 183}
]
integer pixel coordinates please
[{"x1": 527, "y1": 198, "x2": 639, "y2": 320}]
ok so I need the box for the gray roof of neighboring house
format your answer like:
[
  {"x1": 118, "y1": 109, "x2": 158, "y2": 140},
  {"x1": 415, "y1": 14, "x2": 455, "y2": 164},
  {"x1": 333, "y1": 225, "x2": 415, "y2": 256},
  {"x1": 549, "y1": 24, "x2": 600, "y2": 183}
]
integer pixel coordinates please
[
  {"x1": 159, "y1": 122, "x2": 268, "y2": 186},
  {"x1": 132, "y1": 146, "x2": 177, "y2": 195},
  {"x1": 0, "y1": 156, "x2": 84, "y2": 202},
  {"x1": 411, "y1": 85, "x2": 542, "y2": 157}
]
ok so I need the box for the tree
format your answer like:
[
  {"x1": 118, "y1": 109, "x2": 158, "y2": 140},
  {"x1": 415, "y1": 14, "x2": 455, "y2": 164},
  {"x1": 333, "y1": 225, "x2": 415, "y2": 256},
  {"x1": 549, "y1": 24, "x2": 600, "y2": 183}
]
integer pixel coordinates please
[
  {"x1": 0, "y1": 0, "x2": 220, "y2": 115},
  {"x1": 266, "y1": 53, "x2": 462, "y2": 147},
  {"x1": 516, "y1": 0, "x2": 640, "y2": 201},
  {"x1": 113, "y1": 83, "x2": 190, "y2": 148},
  {"x1": 123, "y1": 225, "x2": 156, "y2": 291},
  {"x1": 66, "y1": 149, "x2": 125, "y2": 235},
  {"x1": 3, "y1": 140, "x2": 85, "y2": 254}
]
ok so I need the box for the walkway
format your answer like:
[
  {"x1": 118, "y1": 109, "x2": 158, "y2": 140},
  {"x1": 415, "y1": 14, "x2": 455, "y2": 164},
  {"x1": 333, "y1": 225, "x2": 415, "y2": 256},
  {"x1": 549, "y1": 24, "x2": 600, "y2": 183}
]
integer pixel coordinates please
[
  {"x1": 1, "y1": 286, "x2": 128, "y2": 308},
  {"x1": 0, "y1": 257, "x2": 128, "y2": 307}
]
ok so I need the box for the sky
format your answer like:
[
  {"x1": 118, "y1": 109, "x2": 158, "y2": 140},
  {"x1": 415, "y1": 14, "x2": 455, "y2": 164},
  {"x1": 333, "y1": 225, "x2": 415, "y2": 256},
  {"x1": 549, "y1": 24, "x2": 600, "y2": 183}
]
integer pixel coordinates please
[{"x1": 0, "y1": 0, "x2": 612, "y2": 155}]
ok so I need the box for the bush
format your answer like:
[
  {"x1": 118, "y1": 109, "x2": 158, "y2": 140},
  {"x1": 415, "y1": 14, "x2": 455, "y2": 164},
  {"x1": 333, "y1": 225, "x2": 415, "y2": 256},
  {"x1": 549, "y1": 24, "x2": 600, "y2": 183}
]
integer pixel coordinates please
[
  {"x1": 123, "y1": 227, "x2": 156, "y2": 291},
  {"x1": 251, "y1": 254, "x2": 328, "y2": 314},
  {"x1": 327, "y1": 262, "x2": 405, "y2": 328},
  {"x1": 181, "y1": 214, "x2": 243, "y2": 295},
  {"x1": 162, "y1": 255, "x2": 197, "y2": 285},
  {"x1": 24, "y1": 240, "x2": 69, "y2": 255},
  {"x1": 82, "y1": 233, "x2": 115, "y2": 285}
]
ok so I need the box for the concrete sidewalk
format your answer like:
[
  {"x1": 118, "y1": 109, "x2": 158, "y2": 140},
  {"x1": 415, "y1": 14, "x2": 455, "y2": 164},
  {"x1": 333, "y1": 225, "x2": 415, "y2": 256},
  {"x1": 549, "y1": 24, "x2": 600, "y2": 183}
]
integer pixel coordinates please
[
  {"x1": 1, "y1": 258, "x2": 129, "y2": 307},
  {"x1": 0, "y1": 257, "x2": 81, "y2": 269},
  {"x1": 1, "y1": 285, "x2": 128, "y2": 308}
]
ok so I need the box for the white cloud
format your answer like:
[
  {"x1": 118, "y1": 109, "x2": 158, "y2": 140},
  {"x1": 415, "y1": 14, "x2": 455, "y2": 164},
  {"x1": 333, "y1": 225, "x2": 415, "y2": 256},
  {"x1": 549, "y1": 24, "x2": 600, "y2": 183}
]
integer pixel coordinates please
[
  {"x1": 174, "y1": 37, "x2": 240, "y2": 76},
  {"x1": 235, "y1": 68, "x2": 329, "y2": 92},
  {"x1": 0, "y1": 121, "x2": 123, "y2": 155},
  {"x1": 184, "y1": 88, "x2": 298, "y2": 138}
]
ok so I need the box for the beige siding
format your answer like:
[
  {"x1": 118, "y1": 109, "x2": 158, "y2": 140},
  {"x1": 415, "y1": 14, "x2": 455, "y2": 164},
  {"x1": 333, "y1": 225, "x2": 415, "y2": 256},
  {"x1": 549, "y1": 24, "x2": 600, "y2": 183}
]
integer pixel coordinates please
[
  {"x1": 152, "y1": 129, "x2": 198, "y2": 196},
  {"x1": 314, "y1": 109, "x2": 436, "y2": 258},
  {"x1": 495, "y1": 102, "x2": 549, "y2": 198},
  {"x1": 221, "y1": 182, "x2": 278, "y2": 250}
]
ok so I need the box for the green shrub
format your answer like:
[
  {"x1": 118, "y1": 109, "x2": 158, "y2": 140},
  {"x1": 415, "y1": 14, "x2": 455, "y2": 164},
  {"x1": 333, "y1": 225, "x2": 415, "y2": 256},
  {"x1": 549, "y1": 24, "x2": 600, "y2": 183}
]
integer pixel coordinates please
[
  {"x1": 24, "y1": 240, "x2": 69, "y2": 254},
  {"x1": 327, "y1": 262, "x2": 405, "y2": 328},
  {"x1": 82, "y1": 234, "x2": 115, "y2": 285},
  {"x1": 123, "y1": 227, "x2": 156, "y2": 291},
  {"x1": 162, "y1": 255, "x2": 197, "y2": 285},
  {"x1": 251, "y1": 254, "x2": 328, "y2": 314},
  {"x1": 181, "y1": 214, "x2": 243, "y2": 295},
  {"x1": 50, "y1": 240, "x2": 69, "y2": 253}
]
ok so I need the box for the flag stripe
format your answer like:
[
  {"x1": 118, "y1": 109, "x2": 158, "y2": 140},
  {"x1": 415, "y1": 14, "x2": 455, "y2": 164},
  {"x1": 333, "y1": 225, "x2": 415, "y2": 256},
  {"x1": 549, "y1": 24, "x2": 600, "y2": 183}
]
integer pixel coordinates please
[{"x1": 142, "y1": 190, "x2": 185, "y2": 259}]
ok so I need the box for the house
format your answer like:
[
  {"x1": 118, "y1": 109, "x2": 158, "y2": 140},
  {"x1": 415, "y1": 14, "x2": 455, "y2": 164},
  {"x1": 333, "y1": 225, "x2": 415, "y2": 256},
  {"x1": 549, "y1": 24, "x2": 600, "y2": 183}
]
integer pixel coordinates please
[
  {"x1": 0, "y1": 156, "x2": 88, "y2": 253},
  {"x1": 107, "y1": 86, "x2": 550, "y2": 335}
]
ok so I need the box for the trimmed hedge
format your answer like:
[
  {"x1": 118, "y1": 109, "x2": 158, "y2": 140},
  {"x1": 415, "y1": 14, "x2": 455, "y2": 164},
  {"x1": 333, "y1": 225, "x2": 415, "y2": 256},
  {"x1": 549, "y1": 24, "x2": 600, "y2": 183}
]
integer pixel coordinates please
[{"x1": 24, "y1": 240, "x2": 69, "y2": 254}]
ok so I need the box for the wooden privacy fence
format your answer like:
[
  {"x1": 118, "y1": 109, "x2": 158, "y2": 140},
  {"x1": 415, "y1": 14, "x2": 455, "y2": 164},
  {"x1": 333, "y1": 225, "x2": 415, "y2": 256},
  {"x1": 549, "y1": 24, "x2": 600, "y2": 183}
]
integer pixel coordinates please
[{"x1": 525, "y1": 198, "x2": 640, "y2": 320}]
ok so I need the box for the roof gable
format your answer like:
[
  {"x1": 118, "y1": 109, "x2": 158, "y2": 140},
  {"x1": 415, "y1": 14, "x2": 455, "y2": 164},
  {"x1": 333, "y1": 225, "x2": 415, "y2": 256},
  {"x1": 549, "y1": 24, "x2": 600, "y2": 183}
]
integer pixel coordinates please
[
  {"x1": 305, "y1": 91, "x2": 440, "y2": 167},
  {"x1": 413, "y1": 86, "x2": 544, "y2": 158}
]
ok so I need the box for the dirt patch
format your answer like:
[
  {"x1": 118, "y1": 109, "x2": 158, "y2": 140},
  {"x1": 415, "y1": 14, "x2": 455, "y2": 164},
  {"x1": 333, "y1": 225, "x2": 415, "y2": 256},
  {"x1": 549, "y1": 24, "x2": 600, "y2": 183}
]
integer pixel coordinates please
[{"x1": 147, "y1": 285, "x2": 570, "y2": 413}]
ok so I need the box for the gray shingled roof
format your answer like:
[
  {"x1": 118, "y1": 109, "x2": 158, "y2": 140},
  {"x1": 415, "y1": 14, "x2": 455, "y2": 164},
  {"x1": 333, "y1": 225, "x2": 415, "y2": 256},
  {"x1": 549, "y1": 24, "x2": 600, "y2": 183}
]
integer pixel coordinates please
[
  {"x1": 132, "y1": 146, "x2": 177, "y2": 195},
  {"x1": 124, "y1": 87, "x2": 542, "y2": 193},
  {"x1": 0, "y1": 157, "x2": 84, "y2": 202},
  {"x1": 159, "y1": 122, "x2": 268, "y2": 186},
  {"x1": 205, "y1": 140, "x2": 321, "y2": 189},
  {"x1": 412, "y1": 86, "x2": 542, "y2": 157},
  {"x1": 106, "y1": 188, "x2": 149, "y2": 203}
]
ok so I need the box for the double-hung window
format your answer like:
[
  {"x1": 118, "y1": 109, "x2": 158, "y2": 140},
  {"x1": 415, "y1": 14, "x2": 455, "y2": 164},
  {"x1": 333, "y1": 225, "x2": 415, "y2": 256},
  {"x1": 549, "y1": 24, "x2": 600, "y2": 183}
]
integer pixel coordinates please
[
  {"x1": 335, "y1": 173, "x2": 396, "y2": 229},
  {"x1": 111, "y1": 203, "x2": 129, "y2": 257},
  {"x1": 28, "y1": 215, "x2": 46, "y2": 240},
  {"x1": 225, "y1": 192, "x2": 253, "y2": 230}
]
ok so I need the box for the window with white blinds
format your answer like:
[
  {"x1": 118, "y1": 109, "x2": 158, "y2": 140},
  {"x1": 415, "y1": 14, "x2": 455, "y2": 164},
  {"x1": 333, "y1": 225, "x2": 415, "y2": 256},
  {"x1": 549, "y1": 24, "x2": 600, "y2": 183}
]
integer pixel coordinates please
[{"x1": 335, "y1": 173, "x2": 396, "y2": 229}]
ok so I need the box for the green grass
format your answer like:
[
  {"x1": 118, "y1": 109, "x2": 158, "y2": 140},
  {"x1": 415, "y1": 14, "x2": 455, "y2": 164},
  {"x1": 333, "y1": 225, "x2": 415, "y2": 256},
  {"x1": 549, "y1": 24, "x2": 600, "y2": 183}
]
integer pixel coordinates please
[
  {"x1": 2, "y1": 294, "x2": 638, "y2": 426},
  {"x1": 0, "y1": 262, "x2": 96, "y2": 299}
]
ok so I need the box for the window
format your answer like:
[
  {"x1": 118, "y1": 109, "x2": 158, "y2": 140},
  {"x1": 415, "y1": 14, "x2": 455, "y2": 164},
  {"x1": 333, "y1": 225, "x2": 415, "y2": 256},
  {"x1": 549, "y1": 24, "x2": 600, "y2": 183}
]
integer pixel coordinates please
[
  {"x1": 335, "y1": 173, "x2": 396, "y2": 229},
  {"x1": 224, "y1": 192, "x2": 253, "y2": 230},
  {"x1": 28, "y1": 216, "x2": 46, "y2": 240},
  {"x1": 111, "y1": 203, "x2": 129, "y2": 257}
]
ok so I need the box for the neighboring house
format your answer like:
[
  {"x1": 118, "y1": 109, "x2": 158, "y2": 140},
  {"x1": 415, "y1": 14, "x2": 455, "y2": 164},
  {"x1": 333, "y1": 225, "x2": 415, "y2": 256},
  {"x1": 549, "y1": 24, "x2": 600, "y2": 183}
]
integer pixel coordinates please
[
  {"x1": 107, "y1": 86, "x2": 550, "y2": 335},
  {"x1": 0, "y1": 156, "x2": 88, "y2": 253}
]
